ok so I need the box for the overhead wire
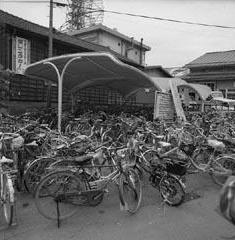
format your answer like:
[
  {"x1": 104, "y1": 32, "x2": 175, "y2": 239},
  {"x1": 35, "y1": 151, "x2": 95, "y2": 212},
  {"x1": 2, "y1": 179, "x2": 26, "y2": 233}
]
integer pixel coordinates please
[{"x1": 1, "y1": 0, "x2": 235, "y2": 29}]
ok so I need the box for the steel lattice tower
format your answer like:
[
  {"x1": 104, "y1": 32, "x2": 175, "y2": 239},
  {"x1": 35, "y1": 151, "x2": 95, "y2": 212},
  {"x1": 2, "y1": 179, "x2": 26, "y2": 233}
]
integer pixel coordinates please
[{"x1": 63, "y1": 0, "x2": 104, "y2": 31}]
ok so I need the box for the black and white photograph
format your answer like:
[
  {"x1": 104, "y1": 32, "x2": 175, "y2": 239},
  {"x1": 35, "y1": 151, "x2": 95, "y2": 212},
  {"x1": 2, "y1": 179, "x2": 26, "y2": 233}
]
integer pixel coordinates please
[{"x1": 0, "y1": 0, "x2": 235, "y2": 239}]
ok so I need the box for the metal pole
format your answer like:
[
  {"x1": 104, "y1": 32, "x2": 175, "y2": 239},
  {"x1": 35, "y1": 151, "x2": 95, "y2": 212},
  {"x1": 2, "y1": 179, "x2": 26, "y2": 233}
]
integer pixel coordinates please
[
  {"x1": 46, "y1": 0, "x2": 53, "y2": 108},
  {"x1": 140, "y1": 38, "x2": 143, "y2": 65},
  {"x1": 49, "y1": 0, "x2": 53, "y2": 58},
  {"x1": 58, "y1": 75, "x2": 62, "y2": 132}
]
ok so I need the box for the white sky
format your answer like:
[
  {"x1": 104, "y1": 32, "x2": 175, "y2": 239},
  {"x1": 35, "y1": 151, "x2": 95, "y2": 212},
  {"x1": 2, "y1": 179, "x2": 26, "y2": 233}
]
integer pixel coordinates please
[{"x1": 1, "y1": 0, "x2": 235, "y2": 67}]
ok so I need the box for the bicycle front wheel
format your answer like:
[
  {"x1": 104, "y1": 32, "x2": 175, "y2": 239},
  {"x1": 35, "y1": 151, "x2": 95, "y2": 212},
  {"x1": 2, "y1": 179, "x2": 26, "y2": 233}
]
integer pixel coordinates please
[
  {"x1": 35, "y1": 170, "x2": 86, "y2": 220},
  {"x1": 159, "y1": 174, "x2": 185, "y2": 206},
  {"x1": 211, "y1": 156, "x2": 235, "y2": 186},
  {"x1": 119, "y1": 168, "x2": 142, "y2": 214},
  {"x1": 2, "y1": 174, "x2": 15, "y2": 226}
]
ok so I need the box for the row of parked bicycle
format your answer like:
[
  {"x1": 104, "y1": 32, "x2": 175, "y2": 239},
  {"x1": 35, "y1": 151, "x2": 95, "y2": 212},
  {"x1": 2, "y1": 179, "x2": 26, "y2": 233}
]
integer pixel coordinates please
[{"x1": 0, "y1": 109, "x2": 235, "y2": 227}]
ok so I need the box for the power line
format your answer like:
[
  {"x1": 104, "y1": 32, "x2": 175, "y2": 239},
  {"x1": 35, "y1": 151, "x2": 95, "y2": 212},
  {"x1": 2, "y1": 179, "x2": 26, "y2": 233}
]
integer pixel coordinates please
[
  {"x1": 1, "y1": 1, "x2": 235, "y2": 29},
  {"x1": 102, "y1": 9, "x2": 235, "y2": 30}
]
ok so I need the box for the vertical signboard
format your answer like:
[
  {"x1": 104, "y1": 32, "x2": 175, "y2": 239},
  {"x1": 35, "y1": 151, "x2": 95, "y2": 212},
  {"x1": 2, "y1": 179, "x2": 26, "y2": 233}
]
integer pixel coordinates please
[
  {"x1": 154, "y1": 91, "x2": 175, "y2": 120},
  {"x1": 12, "y1": 37, "x2": 31, "y2": 74}
]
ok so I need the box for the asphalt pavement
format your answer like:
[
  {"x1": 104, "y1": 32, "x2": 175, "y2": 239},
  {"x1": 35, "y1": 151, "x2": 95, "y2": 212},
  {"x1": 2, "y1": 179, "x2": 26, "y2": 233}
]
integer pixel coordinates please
[{"x1": 1, "y1": 173, "x2": 235, "y2": 240}]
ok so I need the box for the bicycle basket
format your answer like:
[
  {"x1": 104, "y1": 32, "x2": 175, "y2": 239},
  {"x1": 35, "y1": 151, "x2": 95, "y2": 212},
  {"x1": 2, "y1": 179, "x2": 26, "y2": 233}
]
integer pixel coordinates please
[
  {"x1": 166, "y1": 161, "x2": 187, "y2": 176},
  {"x1": 11, "y1": 136, "x2": 24, "y2": 150}
]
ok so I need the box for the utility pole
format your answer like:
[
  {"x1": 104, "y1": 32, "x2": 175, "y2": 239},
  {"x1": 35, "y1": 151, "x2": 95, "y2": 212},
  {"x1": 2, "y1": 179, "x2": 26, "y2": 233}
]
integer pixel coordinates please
[
  {"x1": 140, "y1": 38, "x2": 143, "y2": 66},
  {"x1": 46, "y1": 0, "x2": 53, "y2": 108},
  {"x1": 49, "y1": 0, "x2": 53, "y2": 58}
]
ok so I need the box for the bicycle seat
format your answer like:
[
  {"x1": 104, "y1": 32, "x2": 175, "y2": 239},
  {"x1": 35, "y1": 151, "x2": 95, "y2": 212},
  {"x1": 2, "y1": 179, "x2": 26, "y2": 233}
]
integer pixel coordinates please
[
  {"x1": 155, "y1": 135, "x2": 165, "y2": 140},
  {"x1": 25, "y1": 141, "x2": 38, "y2": 147},
  {"x1": 158, "y1": 141, "x2": 171, "y2": 148},
  {"x1": 74, "y1": 145, "x2": 91, "y2": 155},
  {"x1": 54, "y1": 144, "x2": 67, "y2": 150},
  {"x1": 207, "y1": 139, "x2": 225, "y2": 150},
  {"x1": 0, "y1": 156, "x2": 14, "y2": 163},
  {"x1": 74, "y1": 154, "x2": 93, "y2": 164}
]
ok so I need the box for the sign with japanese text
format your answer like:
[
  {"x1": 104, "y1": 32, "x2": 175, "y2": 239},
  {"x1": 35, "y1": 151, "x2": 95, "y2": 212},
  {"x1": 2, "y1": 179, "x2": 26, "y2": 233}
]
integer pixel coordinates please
[
  {"x1": 154, "y1": 91, "x2": 175, "y2": 120},
  {"x1": 12, "y1": 37, "x2": 30, "y2": 74}
]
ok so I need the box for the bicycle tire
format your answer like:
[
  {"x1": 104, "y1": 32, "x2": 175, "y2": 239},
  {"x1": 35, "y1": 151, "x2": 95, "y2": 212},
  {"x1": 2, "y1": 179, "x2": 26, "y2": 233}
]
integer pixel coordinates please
[
  {"x1": 24, "y1": 157, "x2": 56, "y2": 194},
  {"x1": 211, "y1": 156, "x2": 235, "y2": 186},
  {"x1": 159, "y1": 174, "x2": 185, "y2": 206},
  {"x1": 119, "y1": 168, "x2": 142, "y2": 214},
  {"x1": 35, "y1": 170, "x2": 86, "y2": 220},
  {"x1": 2, "y1": 174, "x2": 15, "y2": 226},
  {"x1": 48, "y1": 161, "x2": 104, "y2": 207}
]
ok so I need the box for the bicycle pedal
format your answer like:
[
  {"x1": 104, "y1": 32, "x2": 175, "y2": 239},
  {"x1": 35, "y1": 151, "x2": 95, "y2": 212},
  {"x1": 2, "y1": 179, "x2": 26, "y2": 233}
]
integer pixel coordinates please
[
  {"x1": 11, "y1": 221, "x2": 18, "y2": 227},
  {"x1": 120, "y1": 202, "x2": 128, "y2": 211}
]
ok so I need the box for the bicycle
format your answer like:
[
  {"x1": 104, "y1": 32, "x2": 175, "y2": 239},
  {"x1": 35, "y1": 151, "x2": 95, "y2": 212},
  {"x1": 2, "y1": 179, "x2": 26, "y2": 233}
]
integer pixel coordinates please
[
  {"x1": 132, "y1": 139, "x2": 186, "y2": 206},
  {"x1": 178, "y1": 135, "x2": 235, "y2": 186},
  {"x1": 34, "y1": 143, "x2": 142, "y2": 227},
  {"x1": 0, "y1": 133, "x2": 19, "y2": 226}
]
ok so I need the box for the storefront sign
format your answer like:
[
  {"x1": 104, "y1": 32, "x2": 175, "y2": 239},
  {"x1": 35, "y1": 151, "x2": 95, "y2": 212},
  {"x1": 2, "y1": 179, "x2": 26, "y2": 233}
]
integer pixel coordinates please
[{"x1": 12, "y1": 37, "x2": 31, "y2": 74}]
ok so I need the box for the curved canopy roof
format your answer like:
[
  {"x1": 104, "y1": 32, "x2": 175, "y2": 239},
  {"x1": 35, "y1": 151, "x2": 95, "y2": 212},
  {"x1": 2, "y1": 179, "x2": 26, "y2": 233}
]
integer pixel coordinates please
[
  {"x1": 151, "y1": 77, "x2": 186, "y2": 92},
  {"x1": 24, "y1": 52, "x2": 159, "y2": 97},
  {"x1": 178, "y1": 83, "x2": 212, "y2": 101},
  {"x1": 151, "y1": 77, "x2": 211, "y2": 100}
]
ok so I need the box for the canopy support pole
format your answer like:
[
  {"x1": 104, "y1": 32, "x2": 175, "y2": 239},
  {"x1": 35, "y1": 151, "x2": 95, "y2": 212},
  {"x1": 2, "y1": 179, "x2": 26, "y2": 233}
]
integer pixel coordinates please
[
  {"x1": 71, "y1": 93, "x2": 75, "y2": 114},
  {"x1": 42, "y1": 57, "x2": 82, "y2": 132},
  {"x1": 43, "y1": 62, "x2": 61, "y2": 131}
]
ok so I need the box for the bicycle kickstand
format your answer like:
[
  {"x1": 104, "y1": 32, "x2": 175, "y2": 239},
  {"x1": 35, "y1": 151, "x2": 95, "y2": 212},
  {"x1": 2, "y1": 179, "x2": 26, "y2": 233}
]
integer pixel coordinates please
[{"x1": 56, "y1": 199, "x2": 61, "y2": 228}]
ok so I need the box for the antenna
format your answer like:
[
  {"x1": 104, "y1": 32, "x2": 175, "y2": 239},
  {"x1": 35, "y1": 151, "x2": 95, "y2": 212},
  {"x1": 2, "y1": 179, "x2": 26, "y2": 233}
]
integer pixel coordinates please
[{"x1": 62, "y1": 0, "x2": 104, "y2": 31}]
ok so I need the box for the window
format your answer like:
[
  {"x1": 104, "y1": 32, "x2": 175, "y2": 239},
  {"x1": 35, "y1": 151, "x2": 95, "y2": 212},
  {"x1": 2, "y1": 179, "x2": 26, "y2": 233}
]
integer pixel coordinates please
[
  {"x1": 118, "y1": 42, "x2": 121, "y2": 46},
  {"x1": 189, "y1": 92, "x2": 196, "y2": 101}
]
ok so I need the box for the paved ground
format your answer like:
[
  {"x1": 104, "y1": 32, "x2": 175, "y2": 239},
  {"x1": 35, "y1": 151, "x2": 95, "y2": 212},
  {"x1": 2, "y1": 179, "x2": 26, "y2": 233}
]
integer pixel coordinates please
[{"x1": 1, "y1": 173, "x2": 235, "y2": 240}]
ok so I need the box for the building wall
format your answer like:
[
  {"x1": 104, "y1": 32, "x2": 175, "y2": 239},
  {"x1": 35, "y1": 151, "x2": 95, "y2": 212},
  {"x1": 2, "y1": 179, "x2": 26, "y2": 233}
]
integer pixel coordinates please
[
  {"x1": 76, "y1": 32, "x2": 99, "y2": 44},
  {"x1": 0, "y1": 24, "x2": 88, "y2": 70},
  {"x1": 74, "y1": 30, "x2": 145, "y2": 65},
  {"x1": 186, "y1": 64, "x2": 235, "y2": 98},
  {"x1": 100, "y1": 31, "x2": 123, "y2": 54},
  {"x1": 190, "y1": 80, "x2": 235, "y2": 98}
]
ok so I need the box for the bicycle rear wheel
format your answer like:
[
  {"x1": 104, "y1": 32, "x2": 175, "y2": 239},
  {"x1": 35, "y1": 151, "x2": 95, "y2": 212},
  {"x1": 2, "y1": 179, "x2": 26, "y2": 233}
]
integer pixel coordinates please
[
  {"x1": 119, "y1": 168, "x2": 142, "y2": 214},
  {"x1": 24, "y1": 157, "x2": 56, "y2": 194},
  {"x1": 211, "y1": 156, "x2": 235, "y2": 186},
  {"x1": 2, "y1": 174, "x2": 15, "y2": 226},
  {"x1": 159, "y1": 174, "x2": 185, "y2": 206},
  {"x1": 35, "y1": 170, "x2": 86, "y2": 220}
]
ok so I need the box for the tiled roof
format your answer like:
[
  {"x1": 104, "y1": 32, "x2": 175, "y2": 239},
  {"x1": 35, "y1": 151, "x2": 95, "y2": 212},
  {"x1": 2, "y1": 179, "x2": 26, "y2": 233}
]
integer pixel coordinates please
[
  {"x1": 0, "y1": 10, "x2": 142, "y2": 67},
  {"x1": 185, "y1": 50, "x2": 235, "y2": 67},
  {"x1": 67, "y1": 24, "x2": 151, "y2": 51}
]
